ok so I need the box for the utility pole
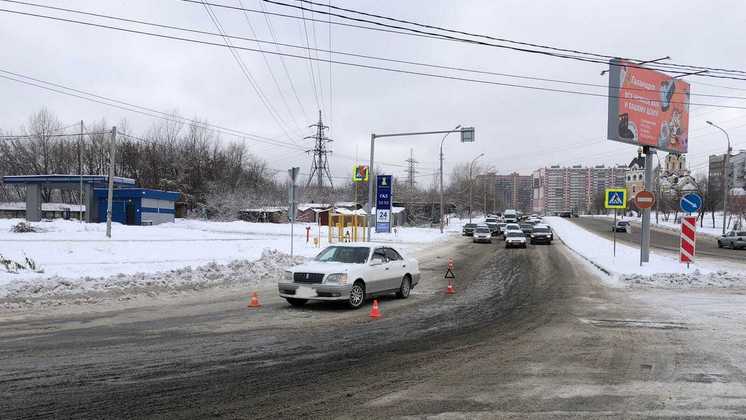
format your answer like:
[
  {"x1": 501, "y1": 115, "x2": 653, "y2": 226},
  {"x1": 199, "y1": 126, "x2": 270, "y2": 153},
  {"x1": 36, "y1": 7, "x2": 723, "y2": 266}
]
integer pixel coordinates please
[
  {"x1": 640, "y1": 146, "x2": 654, "y2": 264},
  {"x1": 439, "y1": 124, "x2": 462, "y2": 233},
  {"x1": 106, "y1": 126, "x2": 116, "y2": 238},
  {"x1": 79, "y1": 120, "x2": 84, "y2": 223},
  {"x1": 305, "y1": 110, "x2": 334, "y2": 189},
  {"x1": 468, "y1": 153, "x2": 484, "y2": 223},
  {"x1": 405, "y1": 148, "x2": 418, "y2": 190},
  {"x1": 707, "y1": 121, "x2": 732, "y2": 235}
]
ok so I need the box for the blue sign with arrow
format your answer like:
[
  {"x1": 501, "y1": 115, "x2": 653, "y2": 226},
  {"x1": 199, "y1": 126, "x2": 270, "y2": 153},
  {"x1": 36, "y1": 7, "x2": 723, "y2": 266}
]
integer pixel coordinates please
[{"x1": 680, "y1": 193, "x2": 703, "y2": 214}]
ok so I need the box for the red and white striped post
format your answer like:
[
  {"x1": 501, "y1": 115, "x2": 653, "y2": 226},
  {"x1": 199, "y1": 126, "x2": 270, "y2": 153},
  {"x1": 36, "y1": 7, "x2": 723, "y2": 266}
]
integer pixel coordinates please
[{"x1": 680, "y1": 216, "x2": 697, "y2": 265}]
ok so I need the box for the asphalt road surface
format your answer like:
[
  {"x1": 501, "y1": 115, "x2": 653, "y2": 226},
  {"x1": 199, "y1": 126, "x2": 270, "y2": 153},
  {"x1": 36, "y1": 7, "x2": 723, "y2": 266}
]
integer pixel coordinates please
[
  {"x1": 571, "y1": 216, "x2": 746, "y2": 262},
  {"x1": 2, "y1": 236, "x2": 746, "y2": 418}
]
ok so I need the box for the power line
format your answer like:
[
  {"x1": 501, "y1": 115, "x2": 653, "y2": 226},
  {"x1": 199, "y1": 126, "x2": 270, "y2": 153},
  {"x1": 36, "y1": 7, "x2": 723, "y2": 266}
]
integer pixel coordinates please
[
  {"x1": 9, "y1": 0, "x2": 744, "y2": 101},
  {"x1": 293, "y1": 0, "x2": 746, "y2": 78},
  {"x1": 255, "y1": 0, "x2": 746, "y2": 81},
  {"x1": 199, "y1": 1, "x2": 300, "y2": 144},
  {"x1": 4, "y1": 8, "x2": 746, "y2": 111},
  {"x1": 305, "y1": 0, "x2": 325, "y2": 114},
  {"x1": 235, "y1": 0, "x2": 305, "y2": 136},
  {"x1": 0, "y1": 131, "x2": 109, "y2": 139},
  {"x1": 256, "y1": 0, "x2": 310, "y2": 121},
  {"x1": 297, "y1": 0, "x2": 321, "y2": 112}
]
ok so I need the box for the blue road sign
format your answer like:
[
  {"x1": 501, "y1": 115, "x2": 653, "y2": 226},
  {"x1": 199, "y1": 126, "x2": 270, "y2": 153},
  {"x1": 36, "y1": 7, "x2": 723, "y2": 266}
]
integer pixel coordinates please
[
  {"x1": 376, "y1": 175, "x2": 393, "y2": 233},
  {"x1": 680, "y1": 193, "x2": 703, "y2": 214},
  {"x1": 604, "y1": 188, "x2": 627, "y2": 209}
]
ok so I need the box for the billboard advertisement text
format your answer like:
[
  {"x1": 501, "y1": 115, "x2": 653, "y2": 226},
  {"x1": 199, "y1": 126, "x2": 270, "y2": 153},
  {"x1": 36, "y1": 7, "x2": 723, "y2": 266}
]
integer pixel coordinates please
[{"x1": 607, "y1": 59, "x2": 690, "y2": 153}]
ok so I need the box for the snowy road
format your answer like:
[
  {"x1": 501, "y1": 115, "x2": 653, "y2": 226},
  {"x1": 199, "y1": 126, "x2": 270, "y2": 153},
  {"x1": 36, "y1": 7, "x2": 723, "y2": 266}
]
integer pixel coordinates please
[
  {"x1": 572, "y1": 216, "x2": 746, "y2": 263},
  {"x1": 2, "y1": 235, "x2": 746, "y2": 418}
]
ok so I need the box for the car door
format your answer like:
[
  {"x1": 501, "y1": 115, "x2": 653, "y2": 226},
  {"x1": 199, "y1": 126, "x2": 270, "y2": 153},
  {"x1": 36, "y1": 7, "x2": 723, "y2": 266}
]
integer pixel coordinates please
[
  {"x1": 383, "y1": 248, "x2": 406, "y2": 290},
  {"x1": 367, "y1": 247, "x2": 390, "y2": 293}
]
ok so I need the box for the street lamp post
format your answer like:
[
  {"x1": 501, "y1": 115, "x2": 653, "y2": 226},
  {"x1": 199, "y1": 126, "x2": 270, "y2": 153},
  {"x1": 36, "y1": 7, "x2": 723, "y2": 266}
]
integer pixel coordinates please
[
  {"x1": 468, "y1": 153, "x2": 484, "y2": 223},
  {"x1": 367, "y1": 127, "x2": 474, "y2": 241},
  {"x1": 439, "y1": 125, "x2": 461, "y2": 234},
  {"x1": 707, "y1": 120, "x2": 732, "y2": 235}
]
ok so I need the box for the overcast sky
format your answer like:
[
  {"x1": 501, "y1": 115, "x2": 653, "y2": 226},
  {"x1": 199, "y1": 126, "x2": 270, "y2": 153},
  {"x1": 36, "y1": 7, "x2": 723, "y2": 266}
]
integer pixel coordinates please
[{"x1": 2, "y1": 0, "x2": 745, "y2": 186}]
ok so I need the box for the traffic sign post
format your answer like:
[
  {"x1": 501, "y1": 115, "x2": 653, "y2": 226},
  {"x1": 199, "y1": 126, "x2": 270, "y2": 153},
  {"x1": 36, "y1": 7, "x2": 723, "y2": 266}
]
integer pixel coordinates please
[
  {"x1": 604, "y1": 188, "x2": 628, "y2": 209},
  {"x1": 634, "y1": 191, "x2": 656, "y2": 209},
  {"x1": 288, "y1": 167, "x2": 300, "y2": 262},
  {"x1": 375, "y1": 175, "x2": 393, "y2": 233},
  {"x1": 680, "y1": 193, "x2": 703, "y2": 214},
  {"x1": 680, "y1": 216, "x2": 697, "y2": 267},
  {"x1": 604, "y1": 188, "x2": 627, "y2": 257}
]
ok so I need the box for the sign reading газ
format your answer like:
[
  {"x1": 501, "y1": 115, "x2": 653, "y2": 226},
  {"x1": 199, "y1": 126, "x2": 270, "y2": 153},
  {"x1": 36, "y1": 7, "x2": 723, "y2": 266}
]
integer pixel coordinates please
[
  {"x1": 375, "y1": 175, "x2": 392, "y2": 233},
  {"x1": 607, "y1": 58, "x2": 690, "y2": 154}
]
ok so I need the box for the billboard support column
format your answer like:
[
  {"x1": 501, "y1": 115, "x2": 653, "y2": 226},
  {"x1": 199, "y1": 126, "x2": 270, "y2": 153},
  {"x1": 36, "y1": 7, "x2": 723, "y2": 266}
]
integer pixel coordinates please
[{"x1": 640, "y1": 146, "x2": 654, "y2": 265}]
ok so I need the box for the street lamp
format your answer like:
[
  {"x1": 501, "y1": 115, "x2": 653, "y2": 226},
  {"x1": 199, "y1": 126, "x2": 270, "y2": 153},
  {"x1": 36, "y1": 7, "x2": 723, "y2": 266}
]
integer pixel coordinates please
[
  {"x1": 707, "y1": 120, "x2": 732, "y2": 235},
  {"x1": 439, "y1": 124, "x2": 461, "y2": 234},
  {"x1": 367, "y1": 127, "x2": 474, "y2": 240},
  {"x1": 468, "y1": 153, "x2": 485, "y2": 223}
]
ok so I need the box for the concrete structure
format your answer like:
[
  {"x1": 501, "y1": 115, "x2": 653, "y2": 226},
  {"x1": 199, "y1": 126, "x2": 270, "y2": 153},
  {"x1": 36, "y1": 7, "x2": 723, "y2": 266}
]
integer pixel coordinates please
[
  {"x1": 533, "y1": 165, "x2": 628, "y2": 215},
  {"x1": 0, "y1": 202, "x2": 85, "y2": 220},
  {"x1": 93, "y1": 188, "x2": 179, "y2": 225},
  {"x1": 494, "y1": 173, "x2": 533, "y2": 213},
  {"x1": 1, "y1": 175, "x2": 135, "y2": 222}
]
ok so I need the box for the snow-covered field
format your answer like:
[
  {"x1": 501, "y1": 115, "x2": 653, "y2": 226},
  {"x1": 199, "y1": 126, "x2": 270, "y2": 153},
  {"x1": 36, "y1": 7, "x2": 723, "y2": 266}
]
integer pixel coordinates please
[
  {"x1": 0, "y1": 218, "x2": 449, "y2": 306},
  {"x1": 545, "y1": 216, "x2": 746, "y2": 289}
]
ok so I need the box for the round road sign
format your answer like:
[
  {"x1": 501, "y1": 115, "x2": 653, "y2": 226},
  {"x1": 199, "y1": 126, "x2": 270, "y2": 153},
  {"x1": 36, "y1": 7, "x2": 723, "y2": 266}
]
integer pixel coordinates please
[
  {"x1": 680, "y1": 193, "x2": 703, "y2": 214},
  {"x1": 634, "y1": 191, "x2": 656, "y2": 209}
]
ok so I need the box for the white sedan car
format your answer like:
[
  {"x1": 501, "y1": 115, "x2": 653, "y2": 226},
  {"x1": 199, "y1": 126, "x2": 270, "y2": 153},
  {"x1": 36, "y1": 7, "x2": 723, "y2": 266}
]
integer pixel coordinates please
[
  {"x1": 505, "y1": 230, "x2": 528, "y2": 248},
  {"x1": 278, "y1": 244, "x2": 420, "y2": 309}
]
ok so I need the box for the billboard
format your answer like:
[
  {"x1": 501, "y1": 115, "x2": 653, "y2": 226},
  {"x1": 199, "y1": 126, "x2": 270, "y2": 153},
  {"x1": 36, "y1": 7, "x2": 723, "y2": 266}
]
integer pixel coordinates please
[{"x1": 607, "y1": 59, "x2": 690, "y2": 153}]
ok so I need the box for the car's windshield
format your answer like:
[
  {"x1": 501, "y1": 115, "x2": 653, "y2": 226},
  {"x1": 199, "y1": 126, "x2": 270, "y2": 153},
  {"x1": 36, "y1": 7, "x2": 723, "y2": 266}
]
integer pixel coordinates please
[
  {"x1": 507, "y1": 231, "x2": 524, "y2": 238},
  {"x1": 314, "y1": 246, "x2": 370, "y2": 264},
  {"x1": 476, "y1": 227, "x2": 490, "y2": 233},
  {"x1": 533, "y1": 227, "x2": 550, "y2": 233},
  {"x1": 465, "y1": 224, "x2": 476, "y2": 228},
  {"x1": 485, "y1": 218, "x2": 497, "y2": 223}
]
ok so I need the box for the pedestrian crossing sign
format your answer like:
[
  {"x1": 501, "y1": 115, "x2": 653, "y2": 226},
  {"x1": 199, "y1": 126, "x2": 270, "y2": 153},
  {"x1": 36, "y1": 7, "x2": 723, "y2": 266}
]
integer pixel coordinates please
[{"x1": 604, "y1": 188, "x2": 628, "y2": 209}]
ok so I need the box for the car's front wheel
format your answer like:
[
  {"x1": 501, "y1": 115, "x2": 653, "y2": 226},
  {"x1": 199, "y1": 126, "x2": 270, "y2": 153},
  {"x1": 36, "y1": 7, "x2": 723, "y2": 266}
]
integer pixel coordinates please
[
  {"x1": 348, "y1": 280, "x2": 366, "y2": 309},
  {"x1": 286, "y1": 298, "x2": 307, "y2": 307},
  {"x1": 396, "y1": 275, "x2": 411, "y2": 299},
  {"x1": 718, "y1": 241, "x2": 723, "y2": 248}
]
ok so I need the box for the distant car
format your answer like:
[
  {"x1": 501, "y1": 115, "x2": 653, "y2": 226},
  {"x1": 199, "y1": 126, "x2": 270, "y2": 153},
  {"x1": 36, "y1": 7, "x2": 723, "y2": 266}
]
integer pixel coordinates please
[
  {"x1": 462, "y1": 223, "x2": 477, "y2": 236},
  {"x1": 530, "y1": 224, "x2": 553, "y2": 244},
  {"x1": 278, "y1": 244, "x2": 420, "y2": 309},
  {"x1": 496, "y1": 222, "x2": 507, "y2": 236},
  {"x1": 505, "y1": 223, "x2": 521, "y2": 233},
  {"x1": 484, "y1": 217, "x2": 499, "y2": 236},
  {"x1": 613, "y1": 220, "x2": 631, "y2": 233},
  {"x1": 519, "y1": 223, "x2": 534, "y2": 235},
  {"x1": 473, "y1": 226, "x2": 492, "y2": 243},
  {"x1": 505, "y1": 231, "x2": 527, "y2": 248},
  {"x1": 718, "y1": 231, "x2": 746, "y2": 249}
]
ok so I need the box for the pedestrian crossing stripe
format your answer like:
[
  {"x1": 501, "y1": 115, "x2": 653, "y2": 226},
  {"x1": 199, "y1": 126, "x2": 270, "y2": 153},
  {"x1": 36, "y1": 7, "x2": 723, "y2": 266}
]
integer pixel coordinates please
[{"x1": 604, "y1": 188, "x2": 628, "y2": 209}]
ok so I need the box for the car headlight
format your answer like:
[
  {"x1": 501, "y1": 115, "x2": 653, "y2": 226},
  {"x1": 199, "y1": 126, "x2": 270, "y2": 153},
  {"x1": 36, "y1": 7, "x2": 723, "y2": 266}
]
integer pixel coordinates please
[
  {"x1": 283, "y1": 271, "x2": 293, "y2": 282},
  {"x1": 324, "y1": 273, "x2": 348, "y2": 285}
]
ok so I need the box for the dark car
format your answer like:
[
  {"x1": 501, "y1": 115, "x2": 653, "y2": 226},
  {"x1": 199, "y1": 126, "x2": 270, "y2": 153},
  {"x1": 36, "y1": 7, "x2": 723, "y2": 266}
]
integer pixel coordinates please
[
  {"x1": 530, "y1": 224, "x2": 553, "y2": 244},
  {"x1": 485, "y1": 217, "x2": 499, "y2": 236},
  {"x1": 462, "y1": 223, "x2": 477, "y2": 236},
  {"x1": 519, "y1": 223, "x2": 533, "y2": 235}
]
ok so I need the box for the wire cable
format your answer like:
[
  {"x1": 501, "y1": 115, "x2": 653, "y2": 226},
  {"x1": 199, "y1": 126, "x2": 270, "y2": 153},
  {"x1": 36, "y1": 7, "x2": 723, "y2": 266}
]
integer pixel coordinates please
[{"x1": 4, "y1": 7, "x2": 746, "y2": 110}]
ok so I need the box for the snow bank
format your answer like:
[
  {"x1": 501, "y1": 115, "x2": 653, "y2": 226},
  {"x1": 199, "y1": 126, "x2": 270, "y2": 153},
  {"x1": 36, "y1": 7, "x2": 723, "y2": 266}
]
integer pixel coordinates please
[
  {"x1": 0, "y1": 249, "x2": 301, "y2": 309},
  {"x1": 545, "y1": 216, "x2": 746, "y2": 289}
]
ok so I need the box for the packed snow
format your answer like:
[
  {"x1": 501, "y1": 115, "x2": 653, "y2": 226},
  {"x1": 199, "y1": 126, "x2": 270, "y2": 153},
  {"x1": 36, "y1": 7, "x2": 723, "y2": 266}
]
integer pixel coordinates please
[
  {"x1": 588, "y1": 212, "x2": 737, "y2": 238},
  {"x1": 545, "y1": 216, "x2": 746, "y2": 289},
  {"x1": 0, "y1": 218, "x2": 449, "y2": 306}
]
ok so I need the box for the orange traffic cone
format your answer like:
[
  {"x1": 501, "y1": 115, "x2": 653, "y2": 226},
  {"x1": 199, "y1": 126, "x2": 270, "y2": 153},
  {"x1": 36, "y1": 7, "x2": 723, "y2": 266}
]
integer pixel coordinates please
[
  {"x1": 447, "y1": 279, "x2": 456, "y2": 294},
  {"x1": 369, "y1": 299, "x2": 381, "y2": 319},
  {"x1": 247, "y1": 291, "x2": 261, "y2": 308}
]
